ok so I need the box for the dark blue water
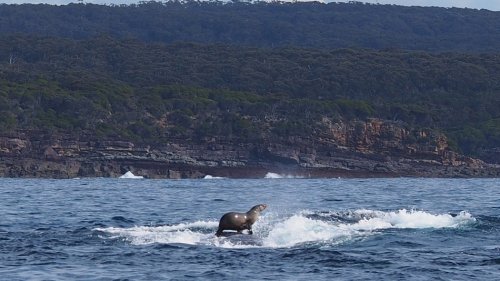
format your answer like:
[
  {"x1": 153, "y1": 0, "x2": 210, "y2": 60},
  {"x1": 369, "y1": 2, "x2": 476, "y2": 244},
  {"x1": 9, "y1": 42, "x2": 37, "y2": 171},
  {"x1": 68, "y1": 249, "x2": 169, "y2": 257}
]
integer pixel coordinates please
[{"x1": 0, "y1": 177, "x2": 499, "y2": 280}]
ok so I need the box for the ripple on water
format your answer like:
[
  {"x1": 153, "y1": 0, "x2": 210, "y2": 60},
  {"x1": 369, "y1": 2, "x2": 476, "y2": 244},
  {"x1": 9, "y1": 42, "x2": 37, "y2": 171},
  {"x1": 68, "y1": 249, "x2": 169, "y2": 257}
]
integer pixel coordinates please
[{"x1": 1, "y1": 178, "x2": 499, "y2": 281}]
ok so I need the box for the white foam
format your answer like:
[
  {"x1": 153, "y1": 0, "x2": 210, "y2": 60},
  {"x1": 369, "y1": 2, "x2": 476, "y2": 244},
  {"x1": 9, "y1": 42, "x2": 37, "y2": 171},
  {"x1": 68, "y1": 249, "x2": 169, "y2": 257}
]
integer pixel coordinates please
[
  {"x1": 264, "y1": 172, "x2": 282, "y2": 179},
  {"x1": 350, "y1": 209, "x2": 475, "y2": 229},
  {"x1": 264, "y1": 172, "x2": 303, "y2": 179},
  {"x1": 203, "y1": 175, "x2": 226, "y2": 179},
  {"x1": 119, "y1": 171, "x2": 144, "y2": 179},
  {"x1": 94, "y1": 209, "x2": 475, "y2": 249},
  {"x1": 211, "y1": 236, "x2": 262, "y2": 249},
  {"x1": 263, "y1": 209, "x2": 475, "y2": 247},
  {"x1": 95, "y1": 221, "x2": 218, "y2": 245},
  {"x1": 263, "y1": 214, "x2": 352, "y2": 247}
]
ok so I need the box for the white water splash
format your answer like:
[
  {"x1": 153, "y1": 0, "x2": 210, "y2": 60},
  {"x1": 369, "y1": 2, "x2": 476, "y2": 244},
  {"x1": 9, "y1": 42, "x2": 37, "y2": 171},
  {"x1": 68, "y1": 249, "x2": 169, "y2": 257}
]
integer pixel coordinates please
[
  {"x1": 95, "y1": 221, "x2": 217, "y2": 245},
  {"x1": 263, "y1": 209, "x2": 475, "y2": 247},
  {"x1": 351, "y1": 209, "x2": 475, "y2": 230},
  {"x1": 94, "y1": 209, "x2": 475, "y2": 249},
  {"x1": 263, "y1": 214, "x2": 351, "y2": 248},
  {"x1": 264, "y1": 172, "x2": 303, "y2": 179},
  {"x1": 203, "y1": 175, "x2": 226, "y2": 179},
  {"x1": 119, "y1": 171, "x2": 144, "y2": 179}
]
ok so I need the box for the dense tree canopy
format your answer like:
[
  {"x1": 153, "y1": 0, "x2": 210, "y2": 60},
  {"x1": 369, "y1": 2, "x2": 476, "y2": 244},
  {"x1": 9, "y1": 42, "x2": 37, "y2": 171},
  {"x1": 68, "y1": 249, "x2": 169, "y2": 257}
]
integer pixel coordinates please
[
  {"x1": 0, "y1": 36, "x2": 499, "y2": 158},
  {"x1": 0, "y1": 2, "x2": 499, "y2": 162},
  {"x1": 0, "y1": 1, "x2": 499, "y2": 52}
]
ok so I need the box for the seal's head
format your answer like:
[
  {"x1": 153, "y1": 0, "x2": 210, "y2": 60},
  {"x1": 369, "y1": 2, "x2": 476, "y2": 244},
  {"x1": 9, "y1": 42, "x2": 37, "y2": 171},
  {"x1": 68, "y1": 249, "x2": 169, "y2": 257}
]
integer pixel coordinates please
[{"x1": 249, "y1": 204, "x2": 267, "y2": 213}]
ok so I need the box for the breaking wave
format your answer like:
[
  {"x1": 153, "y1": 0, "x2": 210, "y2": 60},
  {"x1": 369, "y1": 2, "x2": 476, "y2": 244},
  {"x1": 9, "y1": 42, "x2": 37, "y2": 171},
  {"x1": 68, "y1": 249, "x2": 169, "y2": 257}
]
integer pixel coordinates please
[
  {"x1": 264, "y1": 172, "x2": 303, "y2": 179},
  {"x1": 203, "y1": 175, "x2": 226, "y2": 179},
  {"x1": 94, "y1": 209, "x2": 475, "y2": 249},
  {"x1": 119, "y1": 171, "x2": 144, "y2": 179}
]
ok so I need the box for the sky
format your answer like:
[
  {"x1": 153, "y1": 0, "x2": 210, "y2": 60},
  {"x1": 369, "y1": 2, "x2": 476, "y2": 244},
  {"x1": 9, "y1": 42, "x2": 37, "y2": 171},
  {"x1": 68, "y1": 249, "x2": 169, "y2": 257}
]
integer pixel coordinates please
[
  {"x1": 335, "y1": 0, "x2": 500, "y2": 11},
  {"x1": 0, "y1": 0, "x2": 499, "y2": 11}
]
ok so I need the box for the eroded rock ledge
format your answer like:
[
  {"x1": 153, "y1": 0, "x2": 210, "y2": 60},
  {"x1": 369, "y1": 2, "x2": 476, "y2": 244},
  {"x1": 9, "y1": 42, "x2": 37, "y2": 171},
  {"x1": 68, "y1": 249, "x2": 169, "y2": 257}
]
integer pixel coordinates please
[{"x1": 1, "y1": 119, "x2": 498, "y2": 178}]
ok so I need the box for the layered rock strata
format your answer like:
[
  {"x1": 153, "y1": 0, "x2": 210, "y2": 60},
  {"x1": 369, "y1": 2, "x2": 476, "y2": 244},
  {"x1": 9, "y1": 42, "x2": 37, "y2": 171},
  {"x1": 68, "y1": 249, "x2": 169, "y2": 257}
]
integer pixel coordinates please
[{"x1": 0, "y1": 119, "x2": 498, "y2": 178}]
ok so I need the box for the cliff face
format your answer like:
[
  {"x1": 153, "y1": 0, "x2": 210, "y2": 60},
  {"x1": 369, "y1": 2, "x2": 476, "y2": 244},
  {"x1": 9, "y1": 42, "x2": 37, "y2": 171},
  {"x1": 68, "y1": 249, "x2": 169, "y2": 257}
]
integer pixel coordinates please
[{"x1": 0, "y1": 118, "x2": 498, "y2": 178}]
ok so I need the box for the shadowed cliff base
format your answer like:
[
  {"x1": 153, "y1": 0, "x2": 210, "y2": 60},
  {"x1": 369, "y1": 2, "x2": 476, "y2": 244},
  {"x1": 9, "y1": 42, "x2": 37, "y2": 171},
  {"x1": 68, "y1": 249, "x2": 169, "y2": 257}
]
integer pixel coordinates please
[
  {"x1": 0, "y1": 157, "x2": 499, "y2": 179},
  {"x1": 1, "y1": 119, "x2": 499, "y2": 179}
]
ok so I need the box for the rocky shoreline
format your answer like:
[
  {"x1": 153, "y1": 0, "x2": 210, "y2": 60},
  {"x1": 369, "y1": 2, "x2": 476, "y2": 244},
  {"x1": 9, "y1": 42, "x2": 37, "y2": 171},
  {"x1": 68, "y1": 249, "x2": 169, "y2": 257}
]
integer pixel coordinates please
[{"x1": 1, "y1": 119, "x2": 499, "y2": 179}]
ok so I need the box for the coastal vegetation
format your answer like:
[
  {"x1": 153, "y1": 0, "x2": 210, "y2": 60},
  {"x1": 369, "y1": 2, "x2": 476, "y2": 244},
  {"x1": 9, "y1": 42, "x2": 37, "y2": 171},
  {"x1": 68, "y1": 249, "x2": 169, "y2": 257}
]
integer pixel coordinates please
[
  {"x1": 0, "y1": 1, "x2": 499, "y2": 52},
  {"x1": 1, "y1": 35, "x2": 499, "y2": 159}
]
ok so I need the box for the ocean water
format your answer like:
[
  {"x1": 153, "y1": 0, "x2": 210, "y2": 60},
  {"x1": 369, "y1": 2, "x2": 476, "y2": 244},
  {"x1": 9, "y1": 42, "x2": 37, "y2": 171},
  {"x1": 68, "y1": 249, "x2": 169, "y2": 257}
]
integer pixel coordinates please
[{"x1": 0, "y1": 177, "x2": 499, "y2": 280}]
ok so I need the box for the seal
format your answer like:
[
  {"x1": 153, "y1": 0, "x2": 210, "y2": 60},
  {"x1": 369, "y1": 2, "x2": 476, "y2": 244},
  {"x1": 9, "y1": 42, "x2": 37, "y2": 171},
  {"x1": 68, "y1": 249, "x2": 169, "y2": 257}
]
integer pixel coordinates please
[{"x1": 215, "y1": 204, "x2": 267, "y2": 237}]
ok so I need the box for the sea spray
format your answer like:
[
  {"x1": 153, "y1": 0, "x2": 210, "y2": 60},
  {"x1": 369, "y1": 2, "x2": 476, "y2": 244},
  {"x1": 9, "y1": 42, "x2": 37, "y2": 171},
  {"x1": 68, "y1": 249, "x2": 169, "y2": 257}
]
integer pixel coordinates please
[
  {"x1": 119, "y1": 171, "x2": 144, "y2": 179},
  {"x1": 264, "y1": 172, "x2": 304, "y2": 179},
  {"x1": 95, "y1": 209, "x2": 475, "y2": 248},
  {"x1": 263, "y1": 214, "x2": 352, "y2": 248},
  {"x1": 95, "y1": 221, "x2": 218, "y2": 245},
  {"x1": 203, "y1": 175, "x2": 226, "y2": 179},
  {"x1": 350, "y1": 209, "x2": 475, "y2": 229}
]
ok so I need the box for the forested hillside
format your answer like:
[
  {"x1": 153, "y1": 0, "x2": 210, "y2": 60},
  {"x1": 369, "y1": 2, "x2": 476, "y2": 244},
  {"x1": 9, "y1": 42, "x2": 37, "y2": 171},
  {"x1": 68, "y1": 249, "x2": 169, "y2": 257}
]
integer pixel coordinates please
[
  {"x1": 1, "y1": 36, "x2": 499, "y2": 160},
  {"x1": 0, "y1": 1, "x2": 499, "y2": 171},
  {"x1": 0, "y1": 1, "x2": 499, "y2": 52}
]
